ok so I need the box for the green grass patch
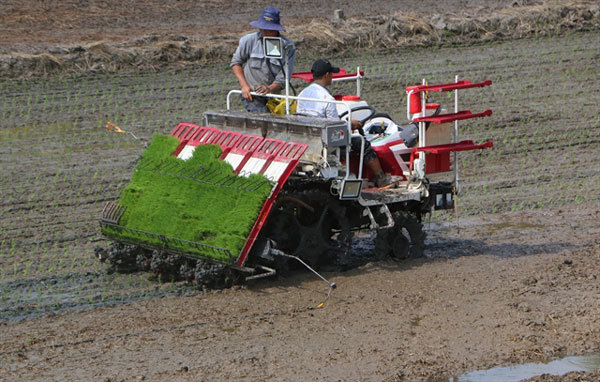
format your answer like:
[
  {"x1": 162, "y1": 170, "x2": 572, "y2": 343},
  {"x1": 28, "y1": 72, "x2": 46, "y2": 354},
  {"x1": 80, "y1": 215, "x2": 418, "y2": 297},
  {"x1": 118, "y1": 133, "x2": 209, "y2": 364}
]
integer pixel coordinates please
[{"x1": 102, "y1": 134, "x2": 273, "y2": 263}]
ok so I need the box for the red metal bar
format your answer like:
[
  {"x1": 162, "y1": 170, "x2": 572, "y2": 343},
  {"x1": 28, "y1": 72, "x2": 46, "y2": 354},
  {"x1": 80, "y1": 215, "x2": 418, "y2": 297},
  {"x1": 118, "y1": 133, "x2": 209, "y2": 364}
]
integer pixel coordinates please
[
  {"x1": 253, "y1": 138, "x2": 287, "y2": 159},
  {"x1": 235, "y1": 143, "x2": 308, "y2": 267},
  {"x1": 274, "y1": 141, "x2": 307, "y2": 162},
  {"x1": 170, "y1": 123, "x2": 200, "y2": 141},
  {"x1": 224, "y1": 133, "x2": 264, "y2": 172},
  {"x1": 292, "y1": 69, "x2": 364, "y2": 82},
  {"x1": 409, "y1": 79, "x2": 492, "y2": 93},
  {"x1": 171, "y1": 139, "x2": 189, "y2": 157},
  {"x1": 413, "y1": 109, "x2": 492, "y2": 124},
  {"x1": 414, "y1": 140, "x2": 493, "y2": 155},
  {"x1": 249, "y1": 139, "x2": 287, "y2": 175},
  {"x1": 188, "y1": 127, "x2": 221, "y2": 146},
  {"x1": 230, "y1": 134, "x2": 263, "y2": 153},
  {"x1": 409, "y1": 140, "x2": 493, "y2": 170},
  {"x1": 206, "y1": 130, "x2": 241, "y2": 156}
]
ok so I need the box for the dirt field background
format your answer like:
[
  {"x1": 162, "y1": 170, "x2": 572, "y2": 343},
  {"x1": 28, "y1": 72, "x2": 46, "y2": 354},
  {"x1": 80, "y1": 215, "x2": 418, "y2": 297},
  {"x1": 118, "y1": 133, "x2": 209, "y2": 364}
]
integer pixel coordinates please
[
  {"x1": 0, "y1": 0, "x2": 518, "y2": 48},
  {"x1": 1, "y1": 0, "x2": 599, "y2": 77},
  {"x1": 1, "y1": 1, "x2": 600, "y2": 381}
]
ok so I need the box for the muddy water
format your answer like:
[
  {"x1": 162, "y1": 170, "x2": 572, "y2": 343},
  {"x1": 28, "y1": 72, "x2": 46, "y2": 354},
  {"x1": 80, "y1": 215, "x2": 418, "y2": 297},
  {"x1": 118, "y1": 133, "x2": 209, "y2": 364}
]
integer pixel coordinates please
[{"x1": 452, "y1": 354, "x2": 600, "y2": 382}]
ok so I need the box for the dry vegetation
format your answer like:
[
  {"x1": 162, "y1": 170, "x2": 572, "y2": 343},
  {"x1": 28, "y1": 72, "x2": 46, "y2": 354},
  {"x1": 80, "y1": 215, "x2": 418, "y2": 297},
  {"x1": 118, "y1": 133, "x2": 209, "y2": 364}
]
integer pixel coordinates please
[{"x1": 0, "y1": 1, "x2": 598, "y2": 77}]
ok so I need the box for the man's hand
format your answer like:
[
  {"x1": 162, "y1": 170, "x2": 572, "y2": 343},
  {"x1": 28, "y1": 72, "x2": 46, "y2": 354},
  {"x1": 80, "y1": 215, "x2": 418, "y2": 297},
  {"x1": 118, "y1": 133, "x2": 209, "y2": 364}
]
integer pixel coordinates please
[
  {"x1": 254, "y1": 85, "x2": 269, "y2": 95},
  {"x1": 233, "y1": 64, "x2": 253, "y2": 101},
  {"x1": 255, "y1": 83, "x2": 281, "y2": 95},
  {"x1": 351, "y1": 120, "x2": 366, "y2": 136},
  {"x1": 241, "y1": 85, "x2": 253, "y2": 101},
  {"x1": 351, "y1": 120, "x2": 363, "y2": 130}
]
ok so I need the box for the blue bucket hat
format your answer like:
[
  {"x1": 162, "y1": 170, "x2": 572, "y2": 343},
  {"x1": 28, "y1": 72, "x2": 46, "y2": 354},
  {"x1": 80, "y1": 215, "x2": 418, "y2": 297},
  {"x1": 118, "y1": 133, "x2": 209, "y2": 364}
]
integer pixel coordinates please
[{"x1": 250, "y1": 6, "x2": 286, "y2": 31}]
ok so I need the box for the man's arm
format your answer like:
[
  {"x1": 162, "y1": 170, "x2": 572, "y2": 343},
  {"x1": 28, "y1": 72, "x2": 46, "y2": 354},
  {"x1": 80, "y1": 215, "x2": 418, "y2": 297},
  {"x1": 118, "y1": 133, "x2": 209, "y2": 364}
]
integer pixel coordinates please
[
  {"x1": 329, "y1": 99, "x2": 362, "y2": 131},
  {"x1": 231, "y1": 34, "x2": 255, "y2": 100},
  {"x1": 325, "y1": 97, "x2": 339, "y2": 120},
  {"x1": 255, "y1": 82, "x2": 281, "y2": 95},
  {"x1": 232, "y1": 64, "x2": 253, "y2": 101}
]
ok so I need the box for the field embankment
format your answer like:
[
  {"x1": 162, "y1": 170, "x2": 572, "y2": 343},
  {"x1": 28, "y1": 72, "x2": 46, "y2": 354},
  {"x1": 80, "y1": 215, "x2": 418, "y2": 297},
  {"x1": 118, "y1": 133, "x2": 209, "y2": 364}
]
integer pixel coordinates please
[{"x1": 0, "y1": 0, "x2": 598, "y2": 77}]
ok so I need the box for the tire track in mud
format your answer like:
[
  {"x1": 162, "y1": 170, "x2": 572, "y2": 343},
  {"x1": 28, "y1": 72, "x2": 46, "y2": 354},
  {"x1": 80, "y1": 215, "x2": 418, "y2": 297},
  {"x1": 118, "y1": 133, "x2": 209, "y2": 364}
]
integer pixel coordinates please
[
  {"x1": 0, "y1": 298, "x2": 323, "y2": 356},
  {"x1": 3, "y1": 235, "x2": 599, "y2": 381},
  {"x1": 0, "y1": 271, "x2": 198, "y2": 322}
]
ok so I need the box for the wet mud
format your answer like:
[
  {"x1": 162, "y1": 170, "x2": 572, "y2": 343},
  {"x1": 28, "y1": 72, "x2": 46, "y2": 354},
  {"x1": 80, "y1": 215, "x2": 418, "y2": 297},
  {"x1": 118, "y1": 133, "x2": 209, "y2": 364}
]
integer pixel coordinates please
[{"x1": 1, "y1": 207, "x2": 599, "y2": 381}]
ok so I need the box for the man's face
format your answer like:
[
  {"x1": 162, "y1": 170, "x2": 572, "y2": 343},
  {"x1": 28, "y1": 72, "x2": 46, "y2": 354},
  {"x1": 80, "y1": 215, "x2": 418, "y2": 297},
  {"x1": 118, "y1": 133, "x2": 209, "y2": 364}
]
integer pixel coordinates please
[
  {"x1": 324, "y1": 72, "x2": 333, "y2": 86},
  {"x1": 260, "y1": 29, "x2": 279, "y2": 37}
]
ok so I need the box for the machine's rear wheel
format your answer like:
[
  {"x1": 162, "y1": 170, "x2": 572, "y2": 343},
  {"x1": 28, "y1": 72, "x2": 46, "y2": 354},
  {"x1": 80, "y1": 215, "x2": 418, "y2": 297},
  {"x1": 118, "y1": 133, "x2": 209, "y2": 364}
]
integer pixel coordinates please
[
  {"x1": 261, "y1": 189, "x2": 352, "y2": 269},
  {"x1": 374, "y1": 211, "x2": 425, "y2": 259}
]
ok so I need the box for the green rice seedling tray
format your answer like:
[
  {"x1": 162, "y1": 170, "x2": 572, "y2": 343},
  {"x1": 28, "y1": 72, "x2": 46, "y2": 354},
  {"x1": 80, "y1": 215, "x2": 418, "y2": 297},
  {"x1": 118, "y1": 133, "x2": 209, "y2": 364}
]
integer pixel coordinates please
[{"x1": 101, "y1": 134, "x2": 274, "y2": 263}]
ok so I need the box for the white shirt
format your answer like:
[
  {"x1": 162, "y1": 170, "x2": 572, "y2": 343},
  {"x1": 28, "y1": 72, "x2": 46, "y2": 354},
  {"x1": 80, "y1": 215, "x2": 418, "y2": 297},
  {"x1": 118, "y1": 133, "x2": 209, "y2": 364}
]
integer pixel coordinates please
[{"x1": 296, "y1": 82, "x2": 339, "y2": 119}]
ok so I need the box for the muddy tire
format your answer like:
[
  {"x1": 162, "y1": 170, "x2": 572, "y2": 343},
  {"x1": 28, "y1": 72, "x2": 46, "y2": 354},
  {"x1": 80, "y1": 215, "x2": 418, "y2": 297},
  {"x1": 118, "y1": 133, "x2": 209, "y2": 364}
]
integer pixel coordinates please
[
  {"x1": 374, "y1": 211, "x2": 425, "y2": 260},
  {"x1": 261, "y1": 189, "x2": 352, "y2": 269}
]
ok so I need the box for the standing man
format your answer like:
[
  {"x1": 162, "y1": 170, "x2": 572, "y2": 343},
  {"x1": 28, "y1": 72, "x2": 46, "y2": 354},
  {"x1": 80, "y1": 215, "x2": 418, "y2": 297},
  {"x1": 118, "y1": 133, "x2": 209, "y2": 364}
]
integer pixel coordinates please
[
  {"x1": 297, "y1": 59, "x2": 391, "y2": 188},
  {"x1": 231, "y1": 6, "x2": 296, "y2": 113}
]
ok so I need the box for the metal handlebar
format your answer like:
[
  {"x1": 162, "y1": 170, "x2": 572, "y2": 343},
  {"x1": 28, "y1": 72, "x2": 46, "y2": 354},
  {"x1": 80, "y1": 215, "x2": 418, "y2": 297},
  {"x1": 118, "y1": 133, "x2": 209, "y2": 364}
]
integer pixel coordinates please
[{"x1": 226, "y1": 90, "x2": 364, "y2": 180}]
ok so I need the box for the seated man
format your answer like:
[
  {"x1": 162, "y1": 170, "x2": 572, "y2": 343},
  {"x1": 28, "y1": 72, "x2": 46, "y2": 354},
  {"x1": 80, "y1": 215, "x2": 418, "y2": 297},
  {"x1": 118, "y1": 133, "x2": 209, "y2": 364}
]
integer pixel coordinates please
[{"x1": 297, "y1": 59, "x2": 391, "y2": 187}]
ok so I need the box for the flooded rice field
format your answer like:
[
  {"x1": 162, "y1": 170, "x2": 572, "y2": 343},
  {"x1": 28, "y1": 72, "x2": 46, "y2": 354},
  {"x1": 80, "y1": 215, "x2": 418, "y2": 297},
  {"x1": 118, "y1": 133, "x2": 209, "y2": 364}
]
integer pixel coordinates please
[{"x1": 1, "y1": 30, "x2": 600, "y2": 381}]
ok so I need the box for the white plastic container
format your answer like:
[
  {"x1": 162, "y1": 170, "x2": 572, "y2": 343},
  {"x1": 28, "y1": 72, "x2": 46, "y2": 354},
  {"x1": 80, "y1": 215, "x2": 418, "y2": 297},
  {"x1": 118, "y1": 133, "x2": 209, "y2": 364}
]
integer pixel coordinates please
[{"x1": 336, "y1": 95, "x2": 371, "y2": 122}]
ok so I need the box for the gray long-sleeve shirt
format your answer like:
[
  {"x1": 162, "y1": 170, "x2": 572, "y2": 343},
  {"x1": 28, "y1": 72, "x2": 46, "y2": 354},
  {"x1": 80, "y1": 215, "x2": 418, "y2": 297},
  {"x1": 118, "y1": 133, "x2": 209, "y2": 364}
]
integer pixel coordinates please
[{"x1": 230, "y1": 31, "x2": 296, "y2": 89}]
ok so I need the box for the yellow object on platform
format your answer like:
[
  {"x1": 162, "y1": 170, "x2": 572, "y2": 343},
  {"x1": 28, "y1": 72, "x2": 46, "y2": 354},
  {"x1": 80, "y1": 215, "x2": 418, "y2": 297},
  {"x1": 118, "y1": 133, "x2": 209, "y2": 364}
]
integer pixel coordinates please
[{"x1": 266, "y1": 98, "x2": 297, "y2": 114}]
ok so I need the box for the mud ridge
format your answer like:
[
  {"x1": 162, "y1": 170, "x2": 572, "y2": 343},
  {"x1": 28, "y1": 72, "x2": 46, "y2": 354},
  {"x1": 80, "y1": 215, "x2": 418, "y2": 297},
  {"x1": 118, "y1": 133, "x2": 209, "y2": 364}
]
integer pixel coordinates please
[{"x1": 1, "y1": 1, "x2": 598, "y2": 78}]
